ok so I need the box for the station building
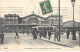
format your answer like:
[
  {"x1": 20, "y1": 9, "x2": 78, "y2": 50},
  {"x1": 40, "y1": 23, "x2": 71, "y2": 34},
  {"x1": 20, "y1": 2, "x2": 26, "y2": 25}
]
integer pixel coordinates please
[{"x1": 4, "y1": 13, "x2": 63, "y2": 33}]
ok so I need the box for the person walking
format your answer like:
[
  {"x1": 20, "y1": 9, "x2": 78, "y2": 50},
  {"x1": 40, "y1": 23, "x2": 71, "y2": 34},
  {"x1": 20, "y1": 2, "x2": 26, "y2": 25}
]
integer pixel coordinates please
[
  {"x1": 44, "y1": 31, "x2": 47, "y2": 38},
  {"x1": 67, "y1": 29, "x2": 70, "y2": 39},
  {"x1": 27, "y1": 30, "x2": 29, "y2": 36},
  {"x1": 39, "y1": 31, "x2": 43, "y2": 38},
  {"x1": 15, "y1": 32, "x2": 19, "y2": 39},
  {"x1": 43, "y1": 31, "x2": 47, "y2": 38},
  {"x1": 32, "y1": 29, "x2": 37, "y2": 39},
  {"x1": 79, "y1": 30, "x2": 80, "y2": 47},
  {"x1": 0, "y1": 31, "x2": 4, "y2": 44},
  {"x1": 72, "y1": 29, "x2": 76, "y2": 40},
  {"x1": 48, "y1": 31, "x2": 51, "y2": 40},
  {"x1": 32, "y1": 29, "x2": 35, "y2": 39},
  {"x1": 54, "y1": 29, "x2": 59, "y2": 41}
]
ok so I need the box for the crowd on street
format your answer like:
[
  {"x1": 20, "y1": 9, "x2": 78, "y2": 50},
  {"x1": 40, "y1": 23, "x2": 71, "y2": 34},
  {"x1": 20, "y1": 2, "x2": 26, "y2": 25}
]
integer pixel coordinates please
[{"x1": 0, "y1": 28, "x2": 80, "y2": 44}]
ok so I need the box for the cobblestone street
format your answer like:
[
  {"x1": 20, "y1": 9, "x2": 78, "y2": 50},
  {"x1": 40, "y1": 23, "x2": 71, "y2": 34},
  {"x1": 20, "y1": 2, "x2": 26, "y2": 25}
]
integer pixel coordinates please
[{"x1": 0, "y1": 33, "x2": 80, "y2": 51}]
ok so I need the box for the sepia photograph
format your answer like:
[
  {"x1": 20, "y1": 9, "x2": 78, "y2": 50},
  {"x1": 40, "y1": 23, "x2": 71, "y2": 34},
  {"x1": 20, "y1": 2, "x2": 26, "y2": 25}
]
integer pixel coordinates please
[{"x1": 0, "y1": 0, "x2": 80, "y2": 51}]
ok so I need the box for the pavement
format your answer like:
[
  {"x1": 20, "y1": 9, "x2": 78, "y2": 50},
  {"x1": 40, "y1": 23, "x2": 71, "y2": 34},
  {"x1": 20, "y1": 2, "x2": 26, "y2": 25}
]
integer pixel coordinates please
[
  {"x1": 37, "y1": 32, "x2": 80, "y2": 48},
  {"x1": 0, "y1": 32, "x2": 80, "y2": 51},
  {"x1": 37, "y1": 32, "x2": 80, "y2": 51}
]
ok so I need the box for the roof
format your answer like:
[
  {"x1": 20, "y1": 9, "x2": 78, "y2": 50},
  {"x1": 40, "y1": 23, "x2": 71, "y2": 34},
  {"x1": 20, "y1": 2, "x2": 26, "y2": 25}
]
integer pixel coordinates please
[
  {"x1": 5, "y1": 14, "x2": 19, "y2": 17},
  {"x1": 22, "y1": 14, "x2": 63, "y2": 20},
  {"x1": 22, "y1": 14, "x2": 46, "y2": 19},
  {"x1": 33, "y1": 26, "x2": 54, "y2": 28},
  {"x1": 63, "y1": 21, "x2": 79, "y2": 27},
  {"x1": 47, "y1": 14, "x2": 63, "y2": 19}
]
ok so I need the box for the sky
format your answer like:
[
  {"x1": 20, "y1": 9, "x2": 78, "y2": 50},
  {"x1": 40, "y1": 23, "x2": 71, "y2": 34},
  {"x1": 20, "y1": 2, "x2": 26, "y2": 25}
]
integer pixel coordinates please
[{"x1": 0, "y1": 0, "x2": 80, "y2": 22}]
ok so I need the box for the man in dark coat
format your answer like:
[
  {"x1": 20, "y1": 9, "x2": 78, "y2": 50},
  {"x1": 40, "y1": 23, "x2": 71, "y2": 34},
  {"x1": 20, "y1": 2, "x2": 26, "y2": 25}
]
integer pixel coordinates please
[
  {"x1": 32, "y1": 29, "x2": 38, "y2": 39},
  {"x1": 54, "y1": 29, "x2": 59, "y2": 41},
  {"x1": 79, "y1": 30, "x2": 80, "y2": 47},
  {"x1": 15, "y1": 32, "x2": 19, "y2": 39},
  {"x1": 39, "y1": 31, "x2": 43, "y2": 38},
  {"x1": 72, "y1": 29, "x2": 76, "y2": 40},
  {"x1": 79, "y1": 30, "x2": 80, "y2": 37},
  {"x1": 48, "y1": 31, "x2": 51, "y2": 40},
  {"x1": 32, "y1": 29, "x2": 35, "y2": 39},
  {"x1": 43, "y1": 31, "x2": 47, "y2": 38},
  {"x1": 67, "y1": 29, "x2": 70, "y2": 39},
  {"x1": 27, "y1": 30, "x2": 29, "y2": 36},
  {"x1": 0, "y1": 31, "x2": 4, "y2": 44},
  {"x1": 44, "y1": 31, "x2": 47, "y2": 38}
]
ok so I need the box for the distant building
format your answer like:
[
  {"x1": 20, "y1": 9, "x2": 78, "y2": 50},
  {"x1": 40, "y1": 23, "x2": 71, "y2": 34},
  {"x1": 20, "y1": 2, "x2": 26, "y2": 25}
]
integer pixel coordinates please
[
  {"x1": 4, "y1": 13, "x2": 63, "y2": 33},
  {"x1": 4, "y1": 14, "x2": 21, "y2": 24},
  {"x1": 63, "y1": 21, "x2": 80, "y2": 31},
  {"x1": 0, "y1": 18, "x2": 4, "y2": 32}
]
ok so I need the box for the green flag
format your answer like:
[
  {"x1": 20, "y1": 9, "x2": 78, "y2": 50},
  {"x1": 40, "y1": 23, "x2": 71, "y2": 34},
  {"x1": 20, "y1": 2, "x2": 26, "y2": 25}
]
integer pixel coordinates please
[{"x1": 40, "y1": 0, "x2": 53, "y2": 15}]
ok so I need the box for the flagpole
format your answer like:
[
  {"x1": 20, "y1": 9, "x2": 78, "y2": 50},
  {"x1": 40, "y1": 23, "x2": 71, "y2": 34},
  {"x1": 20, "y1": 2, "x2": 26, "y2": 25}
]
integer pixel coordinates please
[{"x1": 59, "y1": 0, "x2": 61, "y2": 42}]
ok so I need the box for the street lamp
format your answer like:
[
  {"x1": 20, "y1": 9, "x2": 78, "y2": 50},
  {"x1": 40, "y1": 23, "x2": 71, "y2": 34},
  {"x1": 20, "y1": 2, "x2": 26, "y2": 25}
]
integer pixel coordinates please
[
  {"x1": 71, "y1": 0, "x2": 76, "y2": 40},
  {"x1": 78, "y1": 23, "x2": 80, "y2": 47},
  {"x1": 58, "y1": 0, "x2": 61, "y2": 42}
]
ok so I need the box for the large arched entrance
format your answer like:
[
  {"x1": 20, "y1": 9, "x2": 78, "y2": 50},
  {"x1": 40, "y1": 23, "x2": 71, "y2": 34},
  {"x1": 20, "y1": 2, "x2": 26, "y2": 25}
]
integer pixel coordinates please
[{"x1": 27, "y1": 17, "x2": 39, "y2": 25}]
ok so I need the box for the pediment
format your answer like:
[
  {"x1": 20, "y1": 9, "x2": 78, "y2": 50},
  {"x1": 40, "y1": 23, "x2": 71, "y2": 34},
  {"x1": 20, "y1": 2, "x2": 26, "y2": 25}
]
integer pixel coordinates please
[{"x1": 22, "y1": 14, "x2": 46, "y2": 21}]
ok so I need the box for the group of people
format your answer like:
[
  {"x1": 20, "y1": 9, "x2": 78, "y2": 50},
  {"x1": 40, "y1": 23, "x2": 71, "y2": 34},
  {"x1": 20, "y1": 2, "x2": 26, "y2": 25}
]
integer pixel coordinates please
[
  {"x1": 32, "y1": 28, "x2": 80, "y2": 41},
  {"x1": 32, "y1": 28, "x2": 60, "y2": 41},
  {"x1": 66, "y1": 28, "x2": 80, "y2": 40},
  {"x1": 38, "y1": 30, "x2": 52, "y2": 40},
  {"x1": 1, "y1": 28, "x2": 80, "y2": 44}
]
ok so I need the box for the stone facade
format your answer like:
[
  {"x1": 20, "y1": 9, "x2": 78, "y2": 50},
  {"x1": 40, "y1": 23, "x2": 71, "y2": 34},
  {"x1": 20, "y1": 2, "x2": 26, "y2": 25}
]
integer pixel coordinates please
[
  {"x1": 0, "y1": 18, "x2": 4, "y2": 32},
  {"x1": 4, "y1": 13, "x2": 63, "y2": 33}
]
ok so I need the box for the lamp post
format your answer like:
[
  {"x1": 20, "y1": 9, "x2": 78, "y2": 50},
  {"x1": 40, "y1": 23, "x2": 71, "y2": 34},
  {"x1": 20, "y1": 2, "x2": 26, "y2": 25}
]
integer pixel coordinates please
[
  {"x1": 58, "y1": 0, "x2": 61, "y2": 42},
  {"x1": 71, "y1": 0, "x2": 76, "y2": 40},
  {"x1": 78, "y1": 23, "x2": 80, "y2": 47}
]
